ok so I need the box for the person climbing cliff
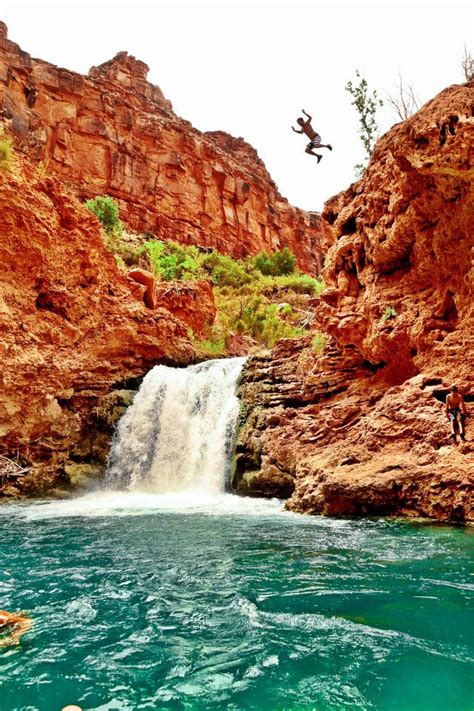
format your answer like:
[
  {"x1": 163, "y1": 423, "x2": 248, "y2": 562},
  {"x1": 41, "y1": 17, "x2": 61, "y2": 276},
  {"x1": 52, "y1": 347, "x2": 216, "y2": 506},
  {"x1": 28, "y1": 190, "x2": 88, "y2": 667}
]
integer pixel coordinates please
[
  {"x1": 127, "y1": 268, "x2": 157, "y2": 309},
  {"x1": 0, "y1": 610, "x2": 32, "y2": 647},
  {"x1": 291, "y1": 109, "x2": 332, "y2": 163},
  {"x1": 445, "y1": 385, "x2": 468, "y2": 443}
]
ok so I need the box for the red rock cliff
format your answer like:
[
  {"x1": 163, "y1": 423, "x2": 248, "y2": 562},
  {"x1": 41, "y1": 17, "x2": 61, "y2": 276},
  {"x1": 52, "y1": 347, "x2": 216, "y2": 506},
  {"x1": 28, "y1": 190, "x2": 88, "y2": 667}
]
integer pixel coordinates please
[
  {"x1": 0, "y1": 154, "x2": 215, "y2": 494},
  {"x1": 319, "y1": 81, "x2": 473, "y2": 384},
  {"x1": 0, "y1": 22, "x2": 325, "y2": 273},
  {"x1": 235, "y1": 80, "x2": 474, "y2": 522}
]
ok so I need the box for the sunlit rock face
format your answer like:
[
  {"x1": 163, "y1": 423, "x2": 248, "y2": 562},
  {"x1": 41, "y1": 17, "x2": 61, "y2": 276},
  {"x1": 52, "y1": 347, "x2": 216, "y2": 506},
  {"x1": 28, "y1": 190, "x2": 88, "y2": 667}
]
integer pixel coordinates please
[
  {"x1": 0, "y1": 22, "x2": 327, "y2": 274},
  {"x1": 319, "y1": 79, "x2": 473, "y2": 384},
  {"x1": 235, "y1": 80, "x2": 474, "y2": 522},
  {"x1": 0, "y1": 155, "x2": 214, "y2": 495}
]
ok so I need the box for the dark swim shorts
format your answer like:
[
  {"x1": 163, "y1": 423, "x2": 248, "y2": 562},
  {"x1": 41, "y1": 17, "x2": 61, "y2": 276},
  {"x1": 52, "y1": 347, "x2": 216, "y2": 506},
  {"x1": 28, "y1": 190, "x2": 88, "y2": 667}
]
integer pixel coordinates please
[{"x1": 307, "y1": 134, "x2": 322, "y2": 150}]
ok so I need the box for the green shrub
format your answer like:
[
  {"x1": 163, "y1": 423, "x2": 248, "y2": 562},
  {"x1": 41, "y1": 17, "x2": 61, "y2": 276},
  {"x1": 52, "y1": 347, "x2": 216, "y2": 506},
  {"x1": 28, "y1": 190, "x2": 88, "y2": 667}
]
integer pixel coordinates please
[
  {"x1": 194, "y1": 336, "x2": 226, "y2": 356},
  {"x1": 105, "y1": 235, "x2": 319, "y2": 350},
  {"x1": 145, "y1": 240, "x2": 200, "y2": 281},
  {"x1": 311, "y1": 332, "x2": 326, "y2": 355},
  {"x1": 198, "y1": 250, "x2": 252, "y2": 287},
  {"x1": 0, "y1": 126, "x2": 13, "y2": 171},
  {"x1": 114, "y1": 254, "x2": 126, "y2": 271},
  {"x1": 252, "y1": 274, "x2": 325, "y2": 296},
  {"x1": 85, "y1": 196, "x2": 123, "y2": 237},
  {"x1": 213, "y1": 291, "x2": 304, "y2": 349},
  {"x1": 381, "y1": 305, "x2": 397, "y2": 321},
  {"x1": 253, "y1": 247, "x2": 296, "y2": 276},
  {"x1": 260, "y1": 303, "x2": 305, "y2": 347}
]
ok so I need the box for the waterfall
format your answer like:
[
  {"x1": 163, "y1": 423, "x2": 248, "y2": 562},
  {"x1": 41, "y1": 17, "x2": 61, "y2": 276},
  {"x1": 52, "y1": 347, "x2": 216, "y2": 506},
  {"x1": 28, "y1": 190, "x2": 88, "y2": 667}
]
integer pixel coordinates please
[{"x1": 105, "y1": 358, "x2": 246, "y2": 494}]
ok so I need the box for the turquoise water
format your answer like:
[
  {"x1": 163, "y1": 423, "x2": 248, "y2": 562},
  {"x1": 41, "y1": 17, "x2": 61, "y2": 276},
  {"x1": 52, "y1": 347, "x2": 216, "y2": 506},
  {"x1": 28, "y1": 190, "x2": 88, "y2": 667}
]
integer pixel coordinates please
[{"x1": 0, "y1": 493, "x2": 473, "y2": 711}]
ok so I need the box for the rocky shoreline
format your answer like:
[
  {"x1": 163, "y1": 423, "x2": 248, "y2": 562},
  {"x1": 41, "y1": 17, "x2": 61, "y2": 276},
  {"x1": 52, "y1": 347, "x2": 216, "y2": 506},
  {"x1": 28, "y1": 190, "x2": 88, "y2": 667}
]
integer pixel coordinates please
[{"x1": 234, "y1": 339, "x2": 473, "y2": 522}]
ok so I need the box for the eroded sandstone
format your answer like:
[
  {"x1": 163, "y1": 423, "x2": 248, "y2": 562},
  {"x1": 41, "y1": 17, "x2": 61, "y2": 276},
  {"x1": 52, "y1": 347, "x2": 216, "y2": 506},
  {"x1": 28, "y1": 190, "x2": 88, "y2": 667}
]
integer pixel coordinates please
[
  {"x1": 0, "y1": 156, "x2": 214, "y2": 495},
  {"x1": 235, "y1": 80, "x2": 474, "y2": 522}
]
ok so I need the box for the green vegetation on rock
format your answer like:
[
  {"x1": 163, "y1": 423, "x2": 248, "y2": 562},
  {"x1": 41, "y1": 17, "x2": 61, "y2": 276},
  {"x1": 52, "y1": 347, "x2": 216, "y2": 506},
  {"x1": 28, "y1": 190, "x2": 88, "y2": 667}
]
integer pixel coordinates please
[
  {"x1": 311, "y1": 331, "x2": 327, "y2": 355},
  {"x1": 108, "y1": 230, "x2": 325, "y2": 353},
  {"x1": 345, "y1": 70, "x2": 383, "y2": 177},
  {"x1": 252, "y1": 247, "x2": 296, "y2": 276},
  {"x1": 381, "y1": 305, "x2": 397, "y2": 321},
  {"x1": 85, "y1": 195, "x2": 123, "y2": 238},
  {"x1": 0, "y1": 125, "x2": 13, "y2": 171}
]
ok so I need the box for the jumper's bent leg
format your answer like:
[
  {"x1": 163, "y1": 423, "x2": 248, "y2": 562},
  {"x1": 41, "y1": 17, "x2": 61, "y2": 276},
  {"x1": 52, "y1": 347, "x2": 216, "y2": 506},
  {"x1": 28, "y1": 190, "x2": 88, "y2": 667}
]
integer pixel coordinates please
[{"x1": 305, "y1": 146, "x2": 322, "y2": 162}]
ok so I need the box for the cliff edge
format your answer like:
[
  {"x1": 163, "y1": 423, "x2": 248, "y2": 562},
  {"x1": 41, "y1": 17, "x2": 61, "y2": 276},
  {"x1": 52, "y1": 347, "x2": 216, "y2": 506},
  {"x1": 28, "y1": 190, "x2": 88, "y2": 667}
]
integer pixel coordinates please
[{"x1": 235, "y1": 80, "x2": 474, "y2": 522}]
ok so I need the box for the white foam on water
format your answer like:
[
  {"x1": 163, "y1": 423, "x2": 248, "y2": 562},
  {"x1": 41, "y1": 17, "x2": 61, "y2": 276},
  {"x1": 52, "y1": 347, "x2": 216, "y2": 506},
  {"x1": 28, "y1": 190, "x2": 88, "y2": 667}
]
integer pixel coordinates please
[{"x1": 12, "y1": 491, "x2": 287, "y2": 520}]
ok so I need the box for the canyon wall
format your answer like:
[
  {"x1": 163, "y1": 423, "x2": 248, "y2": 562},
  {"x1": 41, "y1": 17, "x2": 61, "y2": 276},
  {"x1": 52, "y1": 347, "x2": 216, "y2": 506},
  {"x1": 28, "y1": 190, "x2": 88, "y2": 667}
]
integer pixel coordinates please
[
  {"x1": 0, "y1": 155, "x2": 215, "y2": 494},
  {"x1": 1, "y1": 21, "x2": 472, "y2": 519},
  {"x1": 235, "y1": 80, "x2": 474, "y2": 522},
  {"x1": 0, "y1": 22, "x2": 326, "y2": 273}
]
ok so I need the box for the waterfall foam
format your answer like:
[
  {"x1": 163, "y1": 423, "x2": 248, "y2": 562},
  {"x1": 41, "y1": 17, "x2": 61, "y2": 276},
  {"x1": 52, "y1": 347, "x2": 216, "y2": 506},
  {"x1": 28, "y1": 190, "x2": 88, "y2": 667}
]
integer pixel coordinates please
[{"x1": 105, "y1": 357, "x2": 246, "y2": 494}]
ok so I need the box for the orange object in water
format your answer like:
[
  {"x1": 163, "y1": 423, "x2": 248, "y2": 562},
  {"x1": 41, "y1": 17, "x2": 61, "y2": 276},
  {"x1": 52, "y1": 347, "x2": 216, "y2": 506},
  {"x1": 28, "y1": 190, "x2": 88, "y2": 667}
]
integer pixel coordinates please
[{"x1": 0, "y1": 610, "x2": 32, "y2": 647}]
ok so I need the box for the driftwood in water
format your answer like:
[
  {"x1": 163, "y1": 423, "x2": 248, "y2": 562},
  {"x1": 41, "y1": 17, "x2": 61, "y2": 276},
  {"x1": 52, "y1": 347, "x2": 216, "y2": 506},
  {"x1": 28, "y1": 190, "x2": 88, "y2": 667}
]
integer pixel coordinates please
[{"x1": 0, "y1": 455, "x2": 30, "y2": 486}]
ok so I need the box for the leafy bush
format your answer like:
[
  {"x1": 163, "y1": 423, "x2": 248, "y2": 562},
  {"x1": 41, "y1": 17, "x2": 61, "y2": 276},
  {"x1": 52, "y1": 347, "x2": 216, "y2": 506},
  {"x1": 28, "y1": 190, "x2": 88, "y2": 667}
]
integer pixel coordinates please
[
  {"x1": 253, "y1": 247, "x2": 296, "y2": 276},
  {"x1": 145, "y1": 240, "x2": 200, "y2": 281},
  {"x1": 260, "y1": 303, "x2": 305, "y2": 347},
  {"x1": 252, "y1": 274, "x2": 325, "y2": 296},
  {"x1": 211, "y1": 291, "x2": 305, "y2": 349},
  {"x1": 198, "y1": 250, "x2": 252, "y2": 287},
  {"x1": 0, "y1": 126, "x2": 13, "y2": 171},
  {"x1": 194, "y1": 336, "x2": 226, "y2": 356},
  {"x1": 114, "y1": 254, "x2": 126, "y2": 271},
  {"x1": 345, "y1": 70, "x2": 383, "y2": 176},
  {"x1": 85, "y1": 196, "x2": 123, "y2": 237}
]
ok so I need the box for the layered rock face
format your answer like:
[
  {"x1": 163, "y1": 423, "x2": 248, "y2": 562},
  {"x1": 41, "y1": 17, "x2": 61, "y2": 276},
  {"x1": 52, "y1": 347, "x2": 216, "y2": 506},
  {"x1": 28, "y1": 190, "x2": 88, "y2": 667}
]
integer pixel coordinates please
[
  {"x1": 235, "y1": 81, "x2": 474, "y2": 522},
  {"x1": 0, "y1": 157, "x2": 214, "y2": 494},
  {"x1": 320, "y1": 81, "x2": 473, "y2": 383},
  {"x1": 0, "y1": 22, "x2": 325, "y2": 273}
]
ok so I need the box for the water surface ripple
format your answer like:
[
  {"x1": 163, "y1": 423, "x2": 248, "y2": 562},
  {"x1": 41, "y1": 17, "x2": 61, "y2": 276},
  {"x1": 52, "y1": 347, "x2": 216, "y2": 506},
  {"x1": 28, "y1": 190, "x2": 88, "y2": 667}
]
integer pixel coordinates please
[{"x1": 0, "y1": 494, "x2": 473, "y2": 711}]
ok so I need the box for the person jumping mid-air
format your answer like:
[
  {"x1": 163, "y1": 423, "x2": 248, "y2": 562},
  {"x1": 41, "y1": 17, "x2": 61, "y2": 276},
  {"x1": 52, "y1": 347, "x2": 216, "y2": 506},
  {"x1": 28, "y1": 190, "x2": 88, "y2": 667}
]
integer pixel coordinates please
[
  {"x1": 292, "y1": 109, "x2": 332, "y2": 163},
  {"x1": 445, "y1": 385, "x2": 468, "y2": 443}
]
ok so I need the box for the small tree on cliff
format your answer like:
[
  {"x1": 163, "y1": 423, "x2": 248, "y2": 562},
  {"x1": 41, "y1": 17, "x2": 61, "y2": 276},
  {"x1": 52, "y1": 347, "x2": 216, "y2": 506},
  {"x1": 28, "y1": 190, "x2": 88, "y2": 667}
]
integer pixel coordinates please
[
  {"x1": 345, "y1": 70, "x2": 383, "y2": 177},
  {"x1": 461, "y1": 46, "x2": 474, "y2": 81},
  {"x1": 386, "y1": 74, "x2": 420, "y2": 121},
  {"x1": 85, "y1": 195, "x2": 123, "y2": 238}
]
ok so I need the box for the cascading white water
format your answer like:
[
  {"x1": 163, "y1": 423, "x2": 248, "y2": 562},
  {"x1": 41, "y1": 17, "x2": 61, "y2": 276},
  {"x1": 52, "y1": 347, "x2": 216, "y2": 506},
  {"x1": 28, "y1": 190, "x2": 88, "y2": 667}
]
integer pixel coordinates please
[{"x1": 105, "y1": 357, "x2": 246, "y2": 494}]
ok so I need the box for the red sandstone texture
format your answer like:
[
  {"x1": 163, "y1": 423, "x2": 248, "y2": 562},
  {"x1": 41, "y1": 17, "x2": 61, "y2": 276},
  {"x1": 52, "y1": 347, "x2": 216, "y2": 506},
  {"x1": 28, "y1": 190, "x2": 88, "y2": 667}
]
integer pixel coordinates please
[
  {"x1": 0, "y1": 22, "x2": 326, "y2": 273},
  {"x1": 235, "y1": 80, "x2": 474, "y2": 522},
  {"x1": 0, "y1": 156, "x2": 214, "y2": 494}
]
